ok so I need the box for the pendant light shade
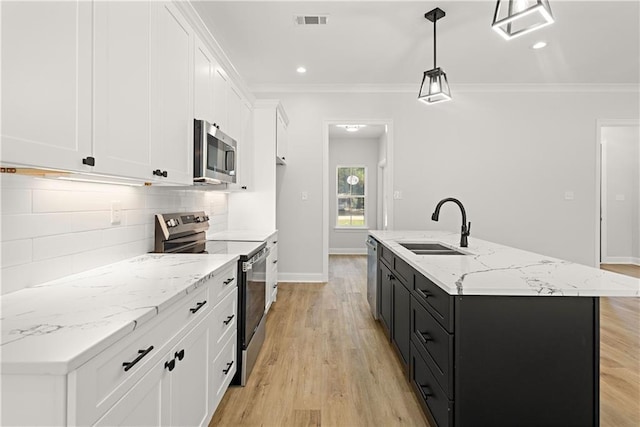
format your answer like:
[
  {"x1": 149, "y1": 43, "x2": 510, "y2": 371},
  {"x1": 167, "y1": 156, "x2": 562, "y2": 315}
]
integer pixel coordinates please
[
  {"x1": 418, "y1": 7, "x2": 451, "y2": 105},
  {"x1": 492, "y1": 0, "x2": 554, "y2": 40}
]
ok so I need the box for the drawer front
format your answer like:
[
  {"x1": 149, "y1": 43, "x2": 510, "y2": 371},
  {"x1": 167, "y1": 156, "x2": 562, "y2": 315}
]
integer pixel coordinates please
[
  {"x1": 393, "y1": 255, "x2": 412, "y2": 285},
  {"x1": 379, "y1": 244, "x2": 394, "y2": 267},
  {"x1": 411, "y1": 297, "x2": 453, "y2": 397},
  {"x1": 209, "y1": 331, "x2": 237, "y2": 413},
  {"x1": 70, "y1": 285, "x2": 210, "y2": 425},
  {"x1": 210, "y1": 287, "x2": 238, "y2": 349},
  {"x1": 414, "y1": 272, "x2": 453, "y2": 332},
  {"x1": 410, "y1": 343, "x2": 453, "y2": 427},
  {"x1": 209, "y1": 264, "x2": 238, "y2": 302}
]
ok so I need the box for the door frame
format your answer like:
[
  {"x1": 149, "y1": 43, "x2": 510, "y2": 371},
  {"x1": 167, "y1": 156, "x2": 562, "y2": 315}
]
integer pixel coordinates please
[
  {"x1": 595, "y1": 118, "x2": 639, "y2": 266},
  {"x1": 322, "y1": 119, "x2": 394, "y2": 281}
]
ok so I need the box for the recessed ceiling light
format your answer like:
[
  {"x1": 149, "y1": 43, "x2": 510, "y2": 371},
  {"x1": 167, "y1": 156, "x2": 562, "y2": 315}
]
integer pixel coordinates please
[
  {"x1": 532, "y1": 41, "x2": 548, "y2": 49},
  {"x1": 296, "y1": 66, "x2": 307, "y2": 74}
]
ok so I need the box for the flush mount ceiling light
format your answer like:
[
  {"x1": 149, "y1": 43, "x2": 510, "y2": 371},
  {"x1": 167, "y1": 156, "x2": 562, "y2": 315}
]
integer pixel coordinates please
[
  {"x1": 337, "y1": 124, "x2": 367, "y2": 132},
  {"x1": 418, "y1": 7, "x2": 451, "y2": 105},
  {"x1": 492, "y1": 0, "x2": 554, "y2": 40},
  {"x1": 296, "y1": 66, "x2": 307, "y2": 74},
  {"x1": 532, "y1": 41, "x2": 547, "y2": 49}
]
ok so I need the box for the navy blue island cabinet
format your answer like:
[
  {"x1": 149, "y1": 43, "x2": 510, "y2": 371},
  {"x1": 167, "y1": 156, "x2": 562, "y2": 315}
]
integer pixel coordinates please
[{"x1": 378, "y1": 243, "x2": 599, "y2": 427}]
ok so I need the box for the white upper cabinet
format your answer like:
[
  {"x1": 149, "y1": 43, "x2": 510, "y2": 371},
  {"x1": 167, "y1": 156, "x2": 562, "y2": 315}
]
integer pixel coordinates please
[
  {"x1": 212, "y1": 66, "x2": 229, "y2": 132},
  {"x1": 151, "y1": 1, "x2": 194, "y2": 185},
  {"x1": 92, "y1": 1, "x2": 153, "y2": 180},
  {"x1": 1, "y1": 1, "x2": 92, "y2": 171},
  {"x1": 227, "y1": 100, "x2": 254, "y2": 191},
  {"x1": 194, "y1": 36, "x2": 215, "y2": 124},
  {"x1": 276, "y1": 107, "x2": 289, "y2": 165},
  {"x1": 227, "y1": 85, "x2": 242, "y2": 140}
]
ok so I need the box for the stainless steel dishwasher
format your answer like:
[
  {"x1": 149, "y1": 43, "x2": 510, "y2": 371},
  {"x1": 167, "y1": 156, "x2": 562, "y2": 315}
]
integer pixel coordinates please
[{"x1": 365, "y1": 236, "x2": 379, "y2": 319}]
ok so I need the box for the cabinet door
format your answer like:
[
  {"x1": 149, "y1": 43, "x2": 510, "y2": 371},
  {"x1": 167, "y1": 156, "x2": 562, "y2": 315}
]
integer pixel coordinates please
[
  {"x1": 162, "y1": 318, "x2": 209, "y2": 427},
  {"x1": 1, "y1": 1, "x2": 92, "y2": 171},
  {"x1": 228, "y1": 100, "x2": 253, "y2": 191},
  {"x1": 212, "y1": 66, "x2": 229, "y2": 130},
  {"x1": 92, "y1": 1, "x2": 153, "y2": 180},
  {"x1": 93, "y1": 358, "x2": 164, "y2": 427},
  {"x1": 392, "y1": 279, "x2": 411, "y2": 367},
  {"x1": 152, "y1": 2, "x2": 193, "y2": 185},
  {"x1": 227, "y1": 85, "x2": 242, "y2": 139},
  {"x1": 276, "y1": 110, "x2": 288, "y2": 164},
  {"x1": 194, "y1": 36, "x2": 215, "y2": 124},
  {"x1": 379, "y1": 262, "x2": 393, "y2": 337}
]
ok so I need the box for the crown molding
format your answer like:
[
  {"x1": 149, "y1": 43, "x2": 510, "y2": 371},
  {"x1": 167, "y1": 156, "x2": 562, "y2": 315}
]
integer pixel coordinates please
[{"x1": 251, "y1": 83, "x2": 640, "y2": 94}]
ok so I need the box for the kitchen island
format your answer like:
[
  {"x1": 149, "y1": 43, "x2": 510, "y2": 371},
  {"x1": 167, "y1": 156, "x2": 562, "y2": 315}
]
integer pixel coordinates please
[{"x1": 369, "y1": 230, "x2": 639, "y2": 427}]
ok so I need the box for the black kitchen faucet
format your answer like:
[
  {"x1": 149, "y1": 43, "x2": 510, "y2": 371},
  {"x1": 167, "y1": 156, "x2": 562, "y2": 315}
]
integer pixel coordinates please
[{"x1": 431, "y1": 197, "x2": 471, "y2": 247}]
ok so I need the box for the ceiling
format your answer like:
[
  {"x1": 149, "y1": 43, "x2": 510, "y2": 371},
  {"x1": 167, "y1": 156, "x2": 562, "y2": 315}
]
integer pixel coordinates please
[{"x1": 193, "y1": 1, "x2": 640, "y2": 90}]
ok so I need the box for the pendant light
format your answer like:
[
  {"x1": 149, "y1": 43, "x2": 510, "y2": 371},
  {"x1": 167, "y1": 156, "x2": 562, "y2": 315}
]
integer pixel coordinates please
[
  {"x1": 418, "y1": 7, "x2": 451, "y2": 105},
  {"x1": 492, "y1": 0, "x2": 554, "y2": 40}
]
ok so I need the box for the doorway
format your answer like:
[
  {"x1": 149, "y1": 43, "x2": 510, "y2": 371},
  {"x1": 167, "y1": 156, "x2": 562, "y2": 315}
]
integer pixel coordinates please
[
  {"x1": 596, "y1": 119, "x2": 640, "y2": 267},
  {"x1": 322, "y1": 120, "x2": 394, "y2": 281}
]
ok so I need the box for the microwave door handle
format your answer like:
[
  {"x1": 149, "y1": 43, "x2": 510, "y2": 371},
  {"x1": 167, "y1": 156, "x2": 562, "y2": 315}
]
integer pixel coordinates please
[{"x1": 226, "y1": 150, "x2": 234, "y2": 172}]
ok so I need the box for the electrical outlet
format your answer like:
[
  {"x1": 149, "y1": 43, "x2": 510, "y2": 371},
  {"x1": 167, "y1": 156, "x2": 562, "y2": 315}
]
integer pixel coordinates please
[
  {"x1": 393, "y1": 191, "x2": 402, "y2": 200},
  {"x1": 615, "y1": 194, "x2": 626, "y2": 201},
  {"x1": 111, "y1": 201, "x2": 122, "y2": 225},
  {"x1": 564, "y1": 191, "x2": 574, "y2": 201}
]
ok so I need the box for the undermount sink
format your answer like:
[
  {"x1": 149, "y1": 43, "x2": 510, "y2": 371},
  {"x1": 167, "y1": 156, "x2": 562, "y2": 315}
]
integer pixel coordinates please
[{"x1": 398, "y1": 242, "x2": 467, "y2": 256}]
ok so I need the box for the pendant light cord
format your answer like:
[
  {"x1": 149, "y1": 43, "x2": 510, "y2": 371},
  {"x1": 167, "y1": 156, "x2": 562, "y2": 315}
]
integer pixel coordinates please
[{"x1": 433, "y1": 18, "x2": 437, "y2": 68}]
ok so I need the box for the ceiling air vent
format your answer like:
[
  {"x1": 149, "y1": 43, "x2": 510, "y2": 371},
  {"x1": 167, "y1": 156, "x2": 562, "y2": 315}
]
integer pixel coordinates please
[{"x1": 294, "y1": 15, "x2": 329, "y2": 26}]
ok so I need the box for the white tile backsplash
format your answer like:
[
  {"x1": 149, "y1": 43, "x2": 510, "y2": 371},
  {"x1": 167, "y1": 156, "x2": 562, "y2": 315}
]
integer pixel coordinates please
[{"x1": 0, "y1": 174, "x2": 228, "y2": 294}]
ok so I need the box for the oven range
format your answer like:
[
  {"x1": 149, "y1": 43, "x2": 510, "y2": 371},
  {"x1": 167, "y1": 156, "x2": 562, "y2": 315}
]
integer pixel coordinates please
[{"x1": 154, "y1": 212, "x2": 268, "y2": 386}]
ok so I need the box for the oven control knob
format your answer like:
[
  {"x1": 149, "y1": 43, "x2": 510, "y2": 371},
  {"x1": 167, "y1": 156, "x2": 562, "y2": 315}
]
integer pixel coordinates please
[{"x1": 203, "y1": 215, "x2": 209, "y2": 221}]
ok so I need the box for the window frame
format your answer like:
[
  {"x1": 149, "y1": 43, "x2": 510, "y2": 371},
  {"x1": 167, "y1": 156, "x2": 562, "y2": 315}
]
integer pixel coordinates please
[{"x1": 335, "y1": 164, "x2": 368, "y2": 229}]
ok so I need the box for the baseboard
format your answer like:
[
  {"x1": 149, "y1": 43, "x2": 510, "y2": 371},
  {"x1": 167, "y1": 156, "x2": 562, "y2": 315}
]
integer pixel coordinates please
[
  {"x1": 277, "y1": 272, "x2": 326, "y2": 283},
  {"x1": 601, "y1": 257, "x2": 640, "y2": 265},
  {"x1": 329, "y1": 248, "x2": 367, "y2": 255}
]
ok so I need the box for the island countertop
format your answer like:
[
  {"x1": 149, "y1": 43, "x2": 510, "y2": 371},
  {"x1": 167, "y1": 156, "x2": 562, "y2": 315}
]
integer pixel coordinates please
[
  {"x1": 369, "y1": 230, "x2": 640, "y2": 297},
  {"x1": 0, "y1": 254, "x2": 238, "y2": 375}
]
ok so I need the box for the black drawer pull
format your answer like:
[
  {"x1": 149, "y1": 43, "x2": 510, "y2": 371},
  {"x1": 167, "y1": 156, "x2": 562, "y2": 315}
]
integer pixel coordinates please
[
  {"x1": 223, "y1": 314, "x2": 235, "y2": 325},
  {"x1": 387, "y1": 274, "x2": 395, "y2": 281},
  {"x1": 152, "y1": 169, "x2": 162, "y2": 176},
  {"x1": 273, "y1": 259, "x2": 278, "y2": 264},
  {"x1": 175, "y1": 349, "x2": 185, "y2": 361},
  {"x1": 273, "y1": 284, "x2": 278, "y2": 289},
  {"x1": 272, "y1": 241, "x2": 277, "y2": 244},
  {"x1": 165, "y1": 358, "x2": 176, "y2": 372},
  {"x1": 223, "y1": 360, "x2": 234, "y2": 375},
  {"x1": 122, "y1": 346, "x2": 154, "y2": 372},
  {"x1": 419, "y1": 385, "x2": 433, "y2": 400},
  {"x1": 162, "y1": 170, "x2": 168, "y2": 178},
  {"x1": 418, "y1": 332, "x2": 432, "y2": 344},
  {"x1": 223, "y1": 278, "x2": 235, "y2": 285},
  {"x1": 190, "y1": 300, "x2": 207, "y2": 314},
  {"x1": 82, "y1": 156, "x2": 95, "y2": 166},
  {"x1": 417, "y1": 289, "x2": 431, "y2": 299}
]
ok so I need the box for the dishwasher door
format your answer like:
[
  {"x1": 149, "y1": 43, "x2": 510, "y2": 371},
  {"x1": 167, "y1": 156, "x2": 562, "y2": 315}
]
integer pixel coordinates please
[{"x1": 366, "y1": 237, "x2": 379, "y2": 319}]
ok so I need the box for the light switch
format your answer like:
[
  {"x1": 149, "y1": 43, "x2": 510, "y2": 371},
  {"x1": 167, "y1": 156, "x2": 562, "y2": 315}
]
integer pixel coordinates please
[
  {"x1": 564, "y1": 191, "x2": 574, "y2": 201},
  {"x1": 615, "y1": 194, "x2": 626, "y2": 201},
  {"x1": 111, "y1": 201, "x2": 122, "y2": 225},
  {"x1": 393, "y1": 191, "x2": 402, "y2": 200},
  {"x1": 301, "y1": 191, "x2": 309, "y2": 201}
]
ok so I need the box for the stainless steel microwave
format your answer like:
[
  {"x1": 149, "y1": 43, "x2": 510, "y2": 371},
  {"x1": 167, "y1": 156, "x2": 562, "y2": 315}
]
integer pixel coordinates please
[{"x1": 193, "y1": 119, "x2": 237, "y2": 184}]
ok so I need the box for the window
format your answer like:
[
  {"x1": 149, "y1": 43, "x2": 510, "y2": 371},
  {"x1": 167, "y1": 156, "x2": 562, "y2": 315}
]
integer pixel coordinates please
[{"x1": 337, "y1": 166, "x2": 366, "y2": 227}]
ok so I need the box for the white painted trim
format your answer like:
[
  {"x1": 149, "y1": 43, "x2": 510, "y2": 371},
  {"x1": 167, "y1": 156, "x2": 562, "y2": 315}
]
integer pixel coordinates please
[
  {"x1": 323, "y1": 119, "x2": 394, "y2": 284},
  {"x1": 277, "y1": 273, "x2": 325, "y2": 283},
  {"x1": 595, "y1": 119, "x2": 640, "y2": 268},
  {"x1": 252, "y1": 83, "x2": 640, "y2": 94},
  {"x1": 329, "y1": 248, "x2": 367, "y2": 255},
  {"x1": 601, "y1": 257, "x2": 640, "y2": 266}
]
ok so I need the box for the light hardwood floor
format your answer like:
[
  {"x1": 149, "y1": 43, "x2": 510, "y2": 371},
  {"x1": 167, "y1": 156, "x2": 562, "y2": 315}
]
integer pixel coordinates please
[{"x1": 210, "y1": 257, "x2": 640, "y2": 426}]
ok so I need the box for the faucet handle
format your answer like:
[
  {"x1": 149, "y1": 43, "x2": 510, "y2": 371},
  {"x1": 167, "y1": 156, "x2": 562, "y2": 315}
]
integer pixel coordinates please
[{"x1": 462, "y1": 221, "x2": 471, "y2": 236}]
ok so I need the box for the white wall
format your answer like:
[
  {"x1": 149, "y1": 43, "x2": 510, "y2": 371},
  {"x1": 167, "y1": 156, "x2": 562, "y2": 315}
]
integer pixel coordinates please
[
  {"x1": 329, "y1": 137, "x2": 379, "y2": 254},
  {"x1": 0, "y1": 174, "x2": 228, "y2": 294},
  {"x1": 602, "y1": 126, "x2": 640, "y2": 264},
  {"x1": 265, "y1": 89, "x2": 639, "y2": 281}
]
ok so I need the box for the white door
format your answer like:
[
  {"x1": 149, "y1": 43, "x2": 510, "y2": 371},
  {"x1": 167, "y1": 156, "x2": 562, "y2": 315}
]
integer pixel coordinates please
[
  {"x1": 1, "y1": 1, "x2": 92, "y2": 171},
  {"x1": 92, "y1": 1, "x2": 153, "y2": 180},
  {"x1": 152, "y1": 2, "x2": 194, "y2": 185}
]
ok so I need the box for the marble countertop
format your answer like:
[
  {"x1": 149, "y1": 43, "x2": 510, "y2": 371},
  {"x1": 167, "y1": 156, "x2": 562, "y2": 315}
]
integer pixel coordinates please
[
  {"x1": 207, "y1": 229, "x2": 276, "y2": 242},
  {"x1": 369, "y1": 230, "x2": 640, "y2": 297},
  {"x1": 0, "y1": 254, "x2": 238, "y2": 375}
]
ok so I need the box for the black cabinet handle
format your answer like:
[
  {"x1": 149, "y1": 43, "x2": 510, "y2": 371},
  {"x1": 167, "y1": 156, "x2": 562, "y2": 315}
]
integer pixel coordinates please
[
  {"x1": 175, "y1": 349, "x2": 185, "y2": 361},
  {"x1": 223, "y1": 278, "x2": 235, "y2": 286},
  {"x1": 82, "y1": 156, "x2": 95, "y2": 166},
  {"x1": 241, "y1": 186, "x2": 247, "y2": 190},
  {"x1": 162, "y1": 170, "x2": 168, "y2": 178},
  {"x1": 272, "y1": 241, "x2": 277, "y2": 244},
  {"x1": 417, "y1": 289, "x2": 430, "y2": 299},
  {"x1": 153, "y1": 169, "x2": 162, "y2": 176},
  {"x1": 223, "y1": 314, "x2": 235, "y2": 325},
  {"x1": 418, "y1": 332, "x2": 432, "y2": 344},
  {"x1": 273, "y1": 284, "x2": 278, "y2": 289},
  {"x1": 419, "y1": 385, "x2": 432, "y2": 400},
  {"x1": 273, "y1": 260, "x2": 278, "y2": 264},
  {"x1": 190, "y1": 300, "x2": 207, "y2": 314},
  {"x1": 222, "y1": 360, "x2": 234, "y2": 375},
  {"x1": 387, "y1": 274, "x2": 395, "y2": 281},
  {"x1": 165, "y1": 358, "x2": 176, "y2": 372},
  {"x1": 122, "y1": 346, "x2": 154, "y2": 372}
]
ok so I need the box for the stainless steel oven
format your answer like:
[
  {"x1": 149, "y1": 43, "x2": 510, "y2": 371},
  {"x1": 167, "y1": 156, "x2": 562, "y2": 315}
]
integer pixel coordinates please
[
  {"x1": 155, "y1": 212, "x2": 268, "y2": 386},
  {"x1": 193, "y1": 119, "x2": 237, "y2": 184}
]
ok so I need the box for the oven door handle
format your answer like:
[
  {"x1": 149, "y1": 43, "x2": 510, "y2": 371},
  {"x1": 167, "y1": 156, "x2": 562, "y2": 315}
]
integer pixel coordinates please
[{"x1": 242, "y1": 247, "x2": 270, "y2": 272}]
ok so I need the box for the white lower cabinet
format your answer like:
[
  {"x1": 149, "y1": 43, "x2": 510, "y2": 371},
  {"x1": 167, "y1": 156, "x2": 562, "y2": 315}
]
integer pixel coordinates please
[{"x1": 265, "y1": 232, "x2": 279, "y2": 312}]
